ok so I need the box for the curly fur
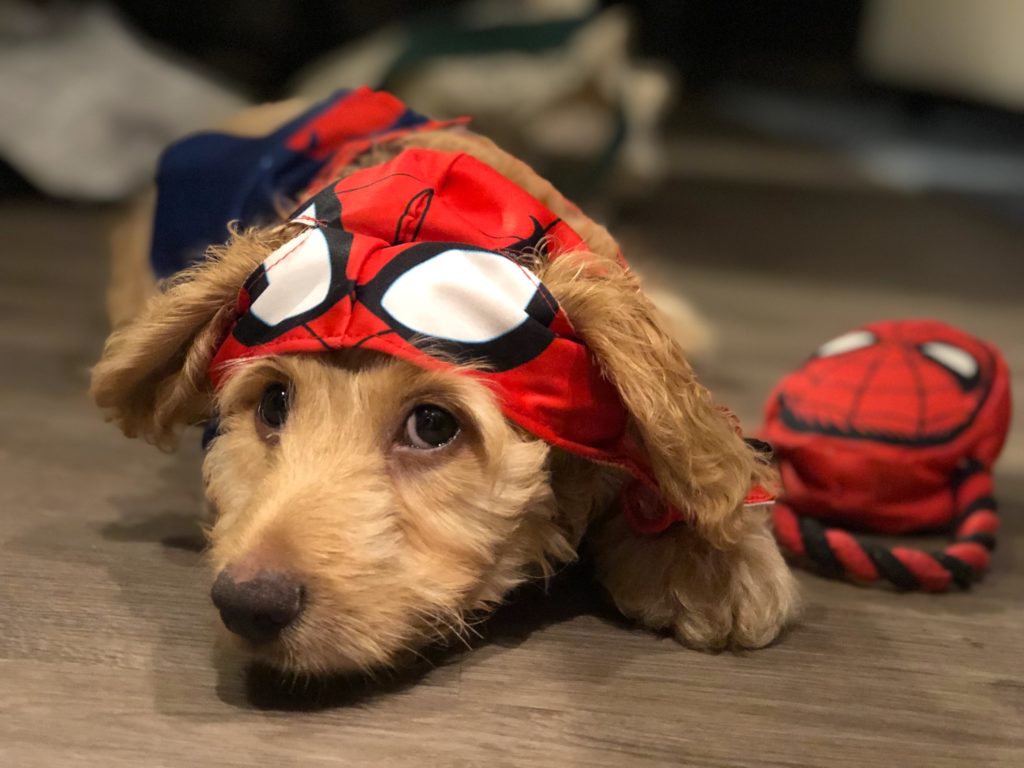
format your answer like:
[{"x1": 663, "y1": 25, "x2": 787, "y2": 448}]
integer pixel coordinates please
[{"x1": 91, "y1": 104, "x2": 798, "y2": 674}]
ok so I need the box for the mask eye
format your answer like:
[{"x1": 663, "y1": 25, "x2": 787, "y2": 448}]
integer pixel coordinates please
[
  {"x1": 248, "y1": 230, "x2": 332, "y2": 327},
  {"x1": 379, "y1": 247, "x2": 545, "y2": 344},
  {"x1": 816, "y1": 330, "x2": 876, "y2": 358},
  {"x1": 403, "y1": 404, "x2": 460, "y2": 449},
  {"x1": 257, "y1": 383, "x2": 291, "y2": 435},
  {"x1": 920, "y1": 341, "x2": 980, "y2": 389}
]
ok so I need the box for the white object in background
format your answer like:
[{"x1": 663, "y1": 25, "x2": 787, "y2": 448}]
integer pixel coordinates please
[
  {"x1": 291, "y1": 1, "x2": 673, "y2": 184},
  {"x1": 861, "y1": 0, "x2": 1024, "y2": 111},
  {"x1": 0, "y1": 2, "x2": 247, "y2": 200}
]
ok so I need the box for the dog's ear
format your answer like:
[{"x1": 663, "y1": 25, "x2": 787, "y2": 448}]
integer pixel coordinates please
[
  {"x1": 90, "y1": 229, "x2": 276, "y2": 448},
  {"x1": 540, "y1": 252, "x2": 767, "y2": 548}
]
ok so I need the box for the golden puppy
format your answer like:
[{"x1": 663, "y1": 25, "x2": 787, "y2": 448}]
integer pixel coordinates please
[{"x1": 91, "y1": 96, "x2": 798, "y2": 677}]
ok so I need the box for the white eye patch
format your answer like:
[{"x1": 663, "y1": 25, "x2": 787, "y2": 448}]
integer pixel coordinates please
[
  {"x1": 291, "y1": 201, "x2": 317, "y2": 224},
  {"x1": 380, "y1": 248, "x2": 543, "y2": 343},
  {"x1": 817, "y1": 330, "x2": 876, "y2": 358},
  {"x1": 250, "y1": 230, "x2": 332, "y2": 327},
  {"x1": 921, "y1": 341, "x2": 979, "y2": 380}
]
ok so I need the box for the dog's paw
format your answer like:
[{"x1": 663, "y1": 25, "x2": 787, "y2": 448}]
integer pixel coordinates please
[
  {"x1": 593, "y1": 509, "x2": 800, "y2": 651},
  {"x1": 670, "y1": 526, "x2": 800, "y2": 650}
]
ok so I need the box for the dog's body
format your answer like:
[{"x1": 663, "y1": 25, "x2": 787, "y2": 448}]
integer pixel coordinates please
[{"x1": 93, "y1": 91, "x2": 798, "y2": 676}]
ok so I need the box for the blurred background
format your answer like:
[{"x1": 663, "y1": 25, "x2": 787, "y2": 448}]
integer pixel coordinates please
[
  {"x1": 3, "y1": 0, "x2": 1023, "y2": 423},
  {"x1": 4, "y1": 0, "x2": 1022, "y2": 430},
  {"x1": 8, "y1": 0, "x2": 1024, "y2": 209}
]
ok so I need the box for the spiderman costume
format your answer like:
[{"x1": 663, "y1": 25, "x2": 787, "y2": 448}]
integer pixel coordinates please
[{"x1": 151, "y1": 87, "x2": 768, "y2": 536}]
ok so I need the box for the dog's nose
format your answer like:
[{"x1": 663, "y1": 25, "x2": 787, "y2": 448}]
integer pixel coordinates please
[{"x1": 210, "y1": 568, "x2": 304, "y2": 644}]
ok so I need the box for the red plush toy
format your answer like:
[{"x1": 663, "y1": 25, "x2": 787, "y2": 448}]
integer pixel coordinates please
[{"x1": 762, "y1": 320, "x2": 1011, "y2": 592}]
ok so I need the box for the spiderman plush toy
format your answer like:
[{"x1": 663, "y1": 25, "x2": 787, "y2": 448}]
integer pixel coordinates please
[{"x1": 762, "y1": 320, "x2": 1011, "y2": 592}]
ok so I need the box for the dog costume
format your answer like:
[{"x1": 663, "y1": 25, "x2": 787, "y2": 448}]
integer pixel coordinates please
[
  {"x1": 154, "y1": 86, "x2": 767, "y2": 536},
  {"x1": 762, "y1": 320, "x2": 1011, "y2": 592}
]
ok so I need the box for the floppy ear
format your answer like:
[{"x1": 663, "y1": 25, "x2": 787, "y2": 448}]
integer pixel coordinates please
[
  {"x1": 540, "y1": 252, "x2": 768, "y2": 548},
  {"x1": 90, "y1": 228, "x2": 280, "y2": 448}
]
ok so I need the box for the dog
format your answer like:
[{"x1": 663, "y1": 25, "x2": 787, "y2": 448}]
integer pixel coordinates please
[{"x1": 91, "y1": 88, "x2": 798, "y2": 677}]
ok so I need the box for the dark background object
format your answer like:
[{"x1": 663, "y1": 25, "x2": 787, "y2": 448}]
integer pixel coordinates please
[
  {"x1": 112, "y1": 0, "x2": 464, "y2": 97},
  {"x1": 624, "y1": 0, "x2": 864, "y2": 92},
  {"x1": 111, "y1": 0, "x2": 867, "y2": 97}
]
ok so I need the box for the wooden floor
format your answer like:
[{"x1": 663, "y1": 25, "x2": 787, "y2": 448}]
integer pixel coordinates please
[{"x1": 2, "y1": 168, "x2": 1023, "y2": 766}]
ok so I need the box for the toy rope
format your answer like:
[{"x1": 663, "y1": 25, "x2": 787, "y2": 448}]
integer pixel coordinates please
[{"x1": 771, "y1": 459, "x2": 998, "y2": 592}]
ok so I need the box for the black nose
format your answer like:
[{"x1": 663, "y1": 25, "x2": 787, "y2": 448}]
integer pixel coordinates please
[{"x1": 210, "y1": 569, "x2": 304, "y2": 644}]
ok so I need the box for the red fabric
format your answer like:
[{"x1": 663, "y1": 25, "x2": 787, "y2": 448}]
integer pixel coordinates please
[
  {"x1": 286, "y1": 86, "x2": 468, "y2": 193},
  {"x1": 944, "y1": 542, "x2": 990, "y2": 573},
  {"x1": 891, "y1": 548, "x2": 952, "y2": 592},
  {"x1": 825, "y1": 529, "x2": 879, "y2": 582},
  {"x1": 208, "y1": 138, "x2": 766, "y2": 533},
  {"x1": 772, "y1": 504, "x2": 805, "y2": 556},
  {"x1": 956, "y1": 510, "x2": 1000, "y2": 538},
  {"x1": 955, "y1": 472, "x2": 992, "y2": 509},
  {"x1": 210, "y1": 149, "x2": 634, "y2": 460},
  {"x1": 762, "y1": 320, "x2": 1011, "y2": 534}
]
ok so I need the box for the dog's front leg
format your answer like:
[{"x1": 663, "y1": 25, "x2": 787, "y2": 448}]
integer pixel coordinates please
[{"x1": 589, "y1": 505, "x2": 799, "y2": 650}]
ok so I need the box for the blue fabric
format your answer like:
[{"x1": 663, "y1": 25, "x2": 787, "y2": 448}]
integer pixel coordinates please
[
  {"x1": 151, "y1": 88, "x2": 439, "y2": 279},
  {"x1": 201, "y1": 415, "x2": 221, "y2": 452},
  {"x1": 150, "y1": 94, "x2": 344, "y2": 278}
]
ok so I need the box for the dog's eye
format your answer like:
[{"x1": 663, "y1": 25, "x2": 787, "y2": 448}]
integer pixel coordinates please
[
  {"x1": 257, "y1": 383, "x2": 291, "y2": 431},
  {"x1": 404, "y1": 404, "x2": 459, "y2": 449}
]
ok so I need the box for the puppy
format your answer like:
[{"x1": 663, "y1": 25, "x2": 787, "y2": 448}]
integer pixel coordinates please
[{"x1": 91, "y1": 89, "x2": 798, "y2": 677}]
